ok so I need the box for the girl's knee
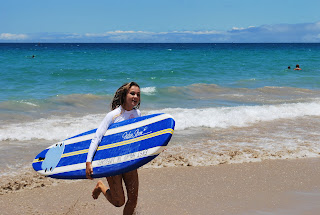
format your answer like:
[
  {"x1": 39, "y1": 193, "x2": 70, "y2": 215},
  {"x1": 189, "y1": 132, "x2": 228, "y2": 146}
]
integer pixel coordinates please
[
  {"x1": 111, "y1": 192, "x2": 125, "y2": 207},
  {"x1": 97, "y1": 180, "x2": 104, "y2": 186},
  {"x1": 114, "y1": 199, "x2": 125, "y2": 207}
]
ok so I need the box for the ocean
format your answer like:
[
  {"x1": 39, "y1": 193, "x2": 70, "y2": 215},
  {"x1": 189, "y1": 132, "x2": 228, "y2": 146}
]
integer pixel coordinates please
[{"x1": 1, "y1": 43, "x2": 320, "y2": 183}]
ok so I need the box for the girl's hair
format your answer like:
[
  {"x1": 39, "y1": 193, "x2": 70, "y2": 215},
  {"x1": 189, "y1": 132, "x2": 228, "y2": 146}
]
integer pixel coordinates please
[{"x1": 111, "y1": 82, "x2": 140, "y2": 110}]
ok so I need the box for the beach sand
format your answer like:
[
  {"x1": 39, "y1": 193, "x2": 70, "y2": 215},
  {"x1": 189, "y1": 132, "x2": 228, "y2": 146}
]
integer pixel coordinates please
[{"x1": 1, "y1": 158, "x2": 320, "y2": 215}]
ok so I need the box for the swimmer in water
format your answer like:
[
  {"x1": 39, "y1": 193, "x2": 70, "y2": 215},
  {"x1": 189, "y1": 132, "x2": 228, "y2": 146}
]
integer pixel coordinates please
[{"x1": 294, "y1": 64, "x2": 301, "y2": 70}]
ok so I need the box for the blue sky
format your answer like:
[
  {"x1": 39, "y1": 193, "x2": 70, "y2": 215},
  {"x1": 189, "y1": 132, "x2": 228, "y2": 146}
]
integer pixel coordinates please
[{"x1": 1, "y1": 0, "x2": 320, "y2": 42}]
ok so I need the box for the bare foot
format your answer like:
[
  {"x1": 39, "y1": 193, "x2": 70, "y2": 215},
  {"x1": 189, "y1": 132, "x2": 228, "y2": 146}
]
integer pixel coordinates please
[{"x1": 92, "y1": 180, "x2": 103, "y2": 199}]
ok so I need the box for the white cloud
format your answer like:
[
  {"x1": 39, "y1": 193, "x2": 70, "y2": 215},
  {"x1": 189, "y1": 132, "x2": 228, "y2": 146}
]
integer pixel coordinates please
[
  {"x1": 231, "y1": 26, "x2": 255, "y2": 31},
  {"x1": 85, "y1": 31, "x2": 154, "y2": 37},
  {"x1": 0, "y1": 33, "x2": 28, "y2": 40},
  {"x1": 107, "y1": 30, "x2": 149, "y2": 34},
  {"x1": 232, "y1": 27, "x2": 245, "y2": 31},
  {"x1": 170, "y1": 30, "x2": 222, "y2": 35}
]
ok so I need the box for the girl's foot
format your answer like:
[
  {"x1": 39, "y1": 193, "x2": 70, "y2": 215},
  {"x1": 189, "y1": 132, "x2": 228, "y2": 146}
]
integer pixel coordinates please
[{"x1": 92, "y1": 180, "x2": 104, "y2": 199}]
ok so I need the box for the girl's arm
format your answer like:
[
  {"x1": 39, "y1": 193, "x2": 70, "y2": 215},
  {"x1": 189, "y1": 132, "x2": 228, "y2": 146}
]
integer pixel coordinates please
[{"x1": 86, "y1": 113, "x2": 113, "y2": 163}]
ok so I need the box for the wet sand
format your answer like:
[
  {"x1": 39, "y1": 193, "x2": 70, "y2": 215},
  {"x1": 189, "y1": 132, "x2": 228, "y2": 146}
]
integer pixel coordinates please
[{"x1": 1, "y1": 158, "x2": 320, "y2": 215}]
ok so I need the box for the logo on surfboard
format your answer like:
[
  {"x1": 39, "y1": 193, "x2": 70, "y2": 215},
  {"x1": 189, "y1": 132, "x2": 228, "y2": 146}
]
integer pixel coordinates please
[{"x1": 122, "y1": 126, "x2": 151, "y2": 140}]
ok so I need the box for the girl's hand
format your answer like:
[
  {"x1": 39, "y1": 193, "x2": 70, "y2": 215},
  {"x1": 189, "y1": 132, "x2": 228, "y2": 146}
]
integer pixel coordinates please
[{"x1": 86, "y1": 162, "x2": 93, "y2": 180}]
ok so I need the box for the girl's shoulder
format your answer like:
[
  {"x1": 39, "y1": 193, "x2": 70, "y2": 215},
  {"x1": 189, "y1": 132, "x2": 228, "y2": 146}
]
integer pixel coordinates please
[{"x1": 105, "y1": 106, "x2": 122, "y2": 118}]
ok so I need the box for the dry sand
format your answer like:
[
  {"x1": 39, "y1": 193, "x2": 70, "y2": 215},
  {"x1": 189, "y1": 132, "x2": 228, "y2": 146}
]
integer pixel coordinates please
[{"x1": 1, "y1": 158, "x2": 320, "y2": 215}]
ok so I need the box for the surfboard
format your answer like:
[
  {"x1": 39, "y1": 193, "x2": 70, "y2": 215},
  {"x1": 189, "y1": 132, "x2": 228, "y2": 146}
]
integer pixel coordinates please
[{"x1": 32, "y1": 113, "x2": 175, "y2": 179}]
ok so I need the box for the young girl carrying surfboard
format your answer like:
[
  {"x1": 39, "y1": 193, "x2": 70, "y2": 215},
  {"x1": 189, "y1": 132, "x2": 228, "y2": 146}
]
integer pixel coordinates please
[{"x1": 85, "y1": 82, "x2": 141, "y2": 215}]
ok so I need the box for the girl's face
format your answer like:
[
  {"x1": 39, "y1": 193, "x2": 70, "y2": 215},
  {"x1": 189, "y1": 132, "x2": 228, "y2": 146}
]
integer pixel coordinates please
[{"x1": 123, "y1": 85, "x2": 140, "y2": 111}]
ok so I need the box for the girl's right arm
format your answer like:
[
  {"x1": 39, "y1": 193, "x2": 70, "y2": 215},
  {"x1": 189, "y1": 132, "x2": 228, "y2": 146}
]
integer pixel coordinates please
[
  {"x1": 85, "y1": 112, "x2": 114, "y2": 179},
  {"x1": 86, "y1": 113, "x2": 114, "y2": 163}
]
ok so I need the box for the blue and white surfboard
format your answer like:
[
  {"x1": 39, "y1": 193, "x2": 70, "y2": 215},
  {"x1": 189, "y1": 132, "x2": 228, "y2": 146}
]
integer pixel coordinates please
[{"x1": 32, "y1": 113, "x2": 175, "y2": 179}]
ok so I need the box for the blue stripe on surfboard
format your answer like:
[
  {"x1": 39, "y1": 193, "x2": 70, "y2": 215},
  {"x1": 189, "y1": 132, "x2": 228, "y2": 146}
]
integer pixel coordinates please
[
  {"x1": 65, "y1": 128, "x2": 97, "y2": 140},
  {"x1": 59, "y1": 114, "x2": 171, "y2": 155},
  {"x1": 106, "y1": 113, "x2": 163, "y2": 129},
  {"x1": 54, "y1": 131, "x2": 172, "y2": 169},
  {"x1": 64, "y1": 113, "x2": 163, "y2": 140},
  {"x1": 60, "y1": 117, "x2": 173, "y2": 155},
  {"x1": 49, "y1": 155, "x2": 158, "y2": 179}
]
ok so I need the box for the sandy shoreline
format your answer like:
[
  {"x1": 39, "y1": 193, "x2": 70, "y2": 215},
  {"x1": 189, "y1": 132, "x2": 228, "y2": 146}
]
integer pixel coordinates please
[{"x1": 1, "y1": 158, "x2": 320, "y2": 215}]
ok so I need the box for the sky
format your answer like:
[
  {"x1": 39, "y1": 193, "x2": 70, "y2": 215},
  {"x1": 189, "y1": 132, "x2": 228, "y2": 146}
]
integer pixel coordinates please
[{"x1": 1, "y1": 0, "x2": 320, "y2": 43}]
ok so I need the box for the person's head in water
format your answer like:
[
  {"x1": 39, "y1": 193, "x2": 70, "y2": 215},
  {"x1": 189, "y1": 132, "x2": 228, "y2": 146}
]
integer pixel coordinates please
[
  {"x1": 288, "y1": 66, "x2": 291, "y2": 69},
  {"x1": 294, "y1": 64, "x2": 301, "y2": 70},
  {"x1": 111, "y1": 82, "x2": 140, "y2": 110}
]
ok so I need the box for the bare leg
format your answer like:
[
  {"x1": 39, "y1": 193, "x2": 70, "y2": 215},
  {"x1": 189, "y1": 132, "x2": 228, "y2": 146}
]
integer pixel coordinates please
[
  {"x1": 122, "y1": 169, "x2": 139, "y2": 215},
  {"x1": 91, "y1": 170, "x2": 138, "y2": 214},
  {"x1": 106, "y1": 174, "x2": 126, "y2": 207},
  {"x1": 91, "y1": 175, "x2": 125, "y2": 207}
]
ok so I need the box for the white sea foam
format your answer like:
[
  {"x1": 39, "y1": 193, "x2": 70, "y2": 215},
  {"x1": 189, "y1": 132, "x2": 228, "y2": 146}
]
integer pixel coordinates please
[
  {"x1": 148, "y1": 101, "x2": 320, "y2": 130},
  {"x1": 18, "y1": 101, "x2": 39, "y2": 107},
  {"x1": 141, "y1": 87, "x2": 157, "y2": 95},
  {"x1": 1, "y1": 102, "x2": 320, "y2": 177},
  {"x1": 1, "y1": 101, "x2": 320, "y2": 142},
  {"x1": 0, "y1": 114, "x2": 104, "y2": 142},
  {"x1": 145, "y1": 114, "x2": 320, "y2": 168}
]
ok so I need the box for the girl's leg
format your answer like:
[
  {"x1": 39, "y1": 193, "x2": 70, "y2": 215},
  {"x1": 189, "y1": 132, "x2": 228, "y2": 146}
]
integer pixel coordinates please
[
  {"x1": 122, "y1": 169, "x2": 139, "y2": 215},
  {"x1": 92, "y1": 175, "x2": 125, "y2": 207},
  {"x1": 106, "y1": 174, "x2": 126, "y2": 207}
]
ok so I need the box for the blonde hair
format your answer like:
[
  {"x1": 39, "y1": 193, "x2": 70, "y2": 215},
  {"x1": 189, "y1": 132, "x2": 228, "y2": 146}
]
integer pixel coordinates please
[{"x1": 111, "y1": 82, "x2": 140, "y2": 110}]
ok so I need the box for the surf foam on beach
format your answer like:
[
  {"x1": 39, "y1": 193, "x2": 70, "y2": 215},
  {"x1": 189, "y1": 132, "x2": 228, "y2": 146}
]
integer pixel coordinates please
[{"x1": 1, "y1": 102, "x2": 320, "y2": 178}]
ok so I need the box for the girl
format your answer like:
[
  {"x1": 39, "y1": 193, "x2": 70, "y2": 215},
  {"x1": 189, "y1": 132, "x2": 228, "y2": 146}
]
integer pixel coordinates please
[{"x1": 86, "y1": 82, "x2": 141, "y2": 215}]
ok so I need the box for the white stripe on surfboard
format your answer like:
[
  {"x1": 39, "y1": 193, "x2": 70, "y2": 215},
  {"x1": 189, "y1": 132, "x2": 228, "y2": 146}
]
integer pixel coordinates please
[
  {"x1": 38, "y1": 146, "x2": 165, "y2": 176},
  {"x1": 47, "y1": 114, "x2": 173, "y2": 149}
]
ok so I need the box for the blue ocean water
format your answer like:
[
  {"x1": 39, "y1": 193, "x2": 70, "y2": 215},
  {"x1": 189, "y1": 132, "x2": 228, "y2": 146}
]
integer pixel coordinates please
[
  {"x1": 1, "y1": 43, "x2": 320, "y2": 177},
  {"x1": 1, "y1": 43, "x2": 319, "y2": 99},
  {"x1": 1, "y1": 43, "x2": 320, "y2": 120}
]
